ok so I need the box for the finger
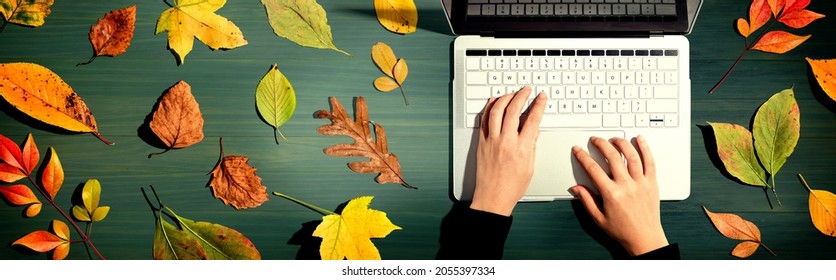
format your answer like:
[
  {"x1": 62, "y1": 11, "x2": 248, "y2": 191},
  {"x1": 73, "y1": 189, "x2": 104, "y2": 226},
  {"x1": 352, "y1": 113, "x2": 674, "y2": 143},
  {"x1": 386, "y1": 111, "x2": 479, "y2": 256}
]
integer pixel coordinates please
[
  {"x1": 502, "y1": 86, "x2": 532, "y2": 134},
  {"x1": 591, "y1": 136, "x2": 629, "y2": 181},
  {"x1": 519, "y1": 92, "x2": 546, "y2": 141},
  {"x1": 480, "y1": 97, "x2": 497, "y2": 140},
  {"x1": 572, "y1": 145, "x2": 613, "y2": 194},
  {"x1": 610, "y1": 137, "x2": 643, "y2": 179},
  {"x1": 570, "y1": 186, "x2": 606, "y2": 225},
  {"x1": 637, "y1": 135, "x2": 656, "y2": 178},
  {"x1": 488, "y1": 93, "x2": 514, "y2": 138}
]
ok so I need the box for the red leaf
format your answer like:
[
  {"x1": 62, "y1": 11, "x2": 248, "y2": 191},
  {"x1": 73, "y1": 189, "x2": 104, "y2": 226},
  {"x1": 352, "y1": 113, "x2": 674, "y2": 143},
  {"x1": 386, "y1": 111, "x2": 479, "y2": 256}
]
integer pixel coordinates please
[
  {"x1": 12, "y1": 230, "x2": 65, "y2": 253},
  {"x1": 778, "y1": 9, "x2": 825, "y2": 28},
  {"x1": 767, "y1": 0, "x2": 785, "y2": 16},
  {"x1": 40, "y1": 147, "x2": 64, "y2": 200},
  {"x1": 0, "y1": 184, "x2": 40, "y2": 206},
  {"x1": 0, "y1": 134, "x2": 23, "y2": 170},
  {"x1": 782, "y1": 0, "x2": 810, "y2": 15},
  {"x1": 748, "y1": 0, "x2": 772, "y2": 33},
  {"x1": 0, "y1": 163, "x2": 25, "y2": 183},
  {"x1": 21, "y1": 133, "x2": 38, "y2": 175},
  {"x1": 752, "y1": 30, "x2": 810, "y2": 54}
]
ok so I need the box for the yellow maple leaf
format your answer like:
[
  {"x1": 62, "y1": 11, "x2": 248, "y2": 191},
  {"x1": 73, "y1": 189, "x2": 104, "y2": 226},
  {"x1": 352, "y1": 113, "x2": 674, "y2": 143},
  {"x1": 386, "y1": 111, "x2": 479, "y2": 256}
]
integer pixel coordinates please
[
  {"x1": 155, "y1": 0, "x2": 248, "y2": 64},
  {"x1": 312, "y1": 196, "x2": 401, "y2": 260}
]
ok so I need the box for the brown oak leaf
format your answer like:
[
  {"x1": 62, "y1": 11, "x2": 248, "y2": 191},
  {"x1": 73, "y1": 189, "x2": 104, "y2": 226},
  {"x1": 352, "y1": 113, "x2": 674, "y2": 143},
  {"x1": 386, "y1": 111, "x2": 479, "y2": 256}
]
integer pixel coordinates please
[
  {"x1": 314, "y1": 96, "x2": 414, "y2": 189},
  {"x1": 208, "y1": 138, "x2": 268, "y2": 209},
  {"x1": 78, "y1": 5, "x2": 136, "y2": 66},
  {"x1": 148, "y1": 80, "x2": 204, "y2": 157}
]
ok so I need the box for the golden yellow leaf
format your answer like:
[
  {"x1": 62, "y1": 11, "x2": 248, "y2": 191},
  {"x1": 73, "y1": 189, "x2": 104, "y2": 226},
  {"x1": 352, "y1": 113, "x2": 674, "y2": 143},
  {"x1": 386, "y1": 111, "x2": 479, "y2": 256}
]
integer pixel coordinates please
[
  {"x1": 799, "y1": 174, "x2": 836, "y2": 237},
  {"x1": 393, "y1": 58, "x2": 408, "y2": 85},
  {"x1": 370, "y1": 42, "x2": 409, "y2": 105},
  {"x1": 373, "y1": 76, "x2": 399, "y2": 92},
  {"x1": 155, "y1": 0, "x2": 248, "y2": 64},
  {"x1": 312, "y1": 196, "x2": 401, "y2": 260},
  {"x1": 0, "y1": 0, "x2": 54, "y2": 29},
  {"x1": 0, "y1": 63, "x2": 111, "y2": 145},
  {"x1": 373, "y1": 0, "x2": 417, "y2": 34},
  {"x1": 806, "y1": 57, "x2": 836, "y2": 102},
  {"x1": 371, "y1": 42, "x2": 397, "y2": 78}
]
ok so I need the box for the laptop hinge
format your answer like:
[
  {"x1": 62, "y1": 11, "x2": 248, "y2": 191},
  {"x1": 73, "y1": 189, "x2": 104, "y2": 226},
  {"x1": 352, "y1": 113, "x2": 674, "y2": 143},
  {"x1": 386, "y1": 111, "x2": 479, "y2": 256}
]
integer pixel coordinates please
[
  {"x1": 487, "y1": 31, "x2": 654, "y2": 39},
  {"x1": 650, "y1": 30, "x2": 665, "y2": 37}
]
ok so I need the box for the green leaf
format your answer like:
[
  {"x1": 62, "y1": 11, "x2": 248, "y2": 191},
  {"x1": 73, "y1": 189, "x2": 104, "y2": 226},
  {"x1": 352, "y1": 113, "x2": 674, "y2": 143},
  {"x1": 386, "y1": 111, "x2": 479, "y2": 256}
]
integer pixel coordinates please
[
  {"x1": 708, "y1": 122, "x2": 768, "y2": 187},
  {"x1": 753, "y1": 87, "x2": 800, "y2": 179},
  {"x1": 72, "y1": 205, "x2": 91, "y2": 222},
  {"x1": 91, "y1": 206, "x2": 109, "y2": 222},
  {"x1": 81, "y1": 178, "x2": 101, "y2": 211},
  {"x1": 153, "y1": 206, "x2": 261, "y2": 260},
  {"x1": 256, "y1": 64, "x2": 296, "y2": 144},
  {"x1": 260, "y1": 0, "x2": 349, "y2": 55}
]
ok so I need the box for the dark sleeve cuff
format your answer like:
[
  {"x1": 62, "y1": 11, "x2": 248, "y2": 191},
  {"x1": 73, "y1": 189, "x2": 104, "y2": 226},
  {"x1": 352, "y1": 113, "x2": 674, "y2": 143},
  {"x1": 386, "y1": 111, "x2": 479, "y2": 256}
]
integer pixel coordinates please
[
  {"x1": 436, "y1": 204, "x2": 513, "y2": 260},
  {"x1": 630, "y1": 243, "x2": 680, "y2": 260}
]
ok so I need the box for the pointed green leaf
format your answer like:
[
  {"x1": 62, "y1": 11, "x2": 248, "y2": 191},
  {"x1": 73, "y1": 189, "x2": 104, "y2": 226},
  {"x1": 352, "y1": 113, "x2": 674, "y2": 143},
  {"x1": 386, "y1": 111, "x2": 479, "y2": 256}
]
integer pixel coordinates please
[
  {"x1": 255, "y1": 64, "x2": 296, "y2": 143},
  {"x1": 173, "y1": 215, "x2": 262, "y2": 260},
  {"x1": 72, "y1": 205, "x2": 91, "y2": 222},
  {"x1": 82, "y1": 178, "x2": 102, "y2": 211},
  {"x1": 91, "y1": 206, "x2": 110, "y2": 222},
  {"x1": 261, "y1": 0, "x2": 349, "y2": 55},
  {"x1": 153, "y1": 217, "x2": 207, "y2": 260},
  {"x1": 753, "y1": 88, "x2": 800, "y2": 179},
  {"x1": 708, "y1": 122, "x2": 768, "y2": 187}
]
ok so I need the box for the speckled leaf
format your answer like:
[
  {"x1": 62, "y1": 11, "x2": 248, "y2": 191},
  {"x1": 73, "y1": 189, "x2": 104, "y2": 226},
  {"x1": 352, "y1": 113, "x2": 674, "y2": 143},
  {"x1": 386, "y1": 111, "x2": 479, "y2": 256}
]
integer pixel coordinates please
[
  {"x1": 806, "y1": 57, "x2": 836, "y2": 102},
  {"x1": 208, "y1": 138, "x2": 269, "y2": 209},
  {"x1": 255, "y1": 64, "x2": 296, "y2": 144},
  {"x1": 753, "y1": 88, "x2": 799, "y2": 179},
  {"x1": 153, "y1": 217, "x2": 207, "y2": 260},
  {"x1": 175, "y1": 216, "x2": 261, "y2": 260},
  {"x1": 707, "y1": 122, "x2": 768, "y2": 187},
  {"x1": 374, "y1": 0, "x2": 417, "y2": 34},
  {"x1": 261, "y1": 0, "x2": 348, "y2": 55},
  {"x1": 79, "y1": 5, "x2": 136, "y2": 66},
  {"x1": 0, "y1": 0, "x2": 54, "y2": 29}
]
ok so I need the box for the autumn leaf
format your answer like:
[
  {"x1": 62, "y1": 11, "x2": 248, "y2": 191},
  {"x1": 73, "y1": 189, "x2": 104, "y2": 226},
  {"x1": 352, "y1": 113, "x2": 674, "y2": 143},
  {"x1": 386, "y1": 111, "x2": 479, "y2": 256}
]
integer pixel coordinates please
[
  {"x1": 778, "y1": 0, "x2": 825, "y2": 28},
  {"x1": 0, "y1": 184, "x2": 42, "y2": 217},
  {"x1": 707, "y1": 122, "x2": 767, "y2": 187},
  {"x1": 0, "y1": 63, "x2": 112, "y2": 144},
  {"x1": 261, "y1": 0, "x2": 349, "y2": 55},
  {"x1": 71, "y1": 179, "x2": 110, "y2": 222},
  {"x1": 25, "y1": 202, "x2": 41, "y2": 218},
  {"x1": 752, "y1": 30, "x2": 810, "y2": 54},
  {"x1": 208, "y1": 138, "x2": 269, "y2": 210},
  {"x1": 39, "y1": 147, "x2": 63, "y2": 201},
  {"x1": 78, "y1": 5, "x2": 137, "y2": 66},
  {"x1": 313, "y1": 196, "x2": 401, "y2": 260},
  {"x1": 703, "y1": 206, "x2": 776, "y2": 258},
  {"x1": 148, "y1": 80, "x2": 204, "y2": 157},
  {"x1": 798, "y1": 174, "x2": 836, "y2": 237},
  {"x1": 737, "y1": 18, "x2": 752, "y2": 38},
  {"x1": 752, "y1": 88, "x2": 799, "y2": 182},
  {"x1": 767, "y1": 0, "x2": 785, "y2": 16},
  {"x1": 747, "y1": 0, "x2": 771, "y2": 34},
  {"x1": 12, "y1": 220, "x2": 70, "y2": 260},
  {"x1": 806, "y1": 57, "x2": 836, "y2": 102},
  {"x1": 372, "y1": 42, "x2": 410, "y2": 105},
  {"x1": 374, "y1": 0, "x2": 417, "y2": 34},
  {"x1": 256, "y1": 64, "x2": 296, "y2": 144},
  {"x1": 21, "y1": 133, "x2": 38, "y2": 175},
  {"x1": 0, "y1": 0, "x2": 54, "y2": 31},
  {"x1": 0, "y1": 133, "x2": 23, "y2": 171},
  {"x1": 155, "y1": 0, "x2": 248, "y2": 64},
  {"x1": 314, "y1": 96, "x2": 414, "y2": 188}
]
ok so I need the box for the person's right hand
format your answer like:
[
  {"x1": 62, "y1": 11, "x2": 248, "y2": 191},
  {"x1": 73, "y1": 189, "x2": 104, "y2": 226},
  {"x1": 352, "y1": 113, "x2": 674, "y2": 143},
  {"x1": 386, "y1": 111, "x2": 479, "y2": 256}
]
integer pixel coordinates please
[{"x1": 570, "y1": 135, "x2": 669, "y2": 256}]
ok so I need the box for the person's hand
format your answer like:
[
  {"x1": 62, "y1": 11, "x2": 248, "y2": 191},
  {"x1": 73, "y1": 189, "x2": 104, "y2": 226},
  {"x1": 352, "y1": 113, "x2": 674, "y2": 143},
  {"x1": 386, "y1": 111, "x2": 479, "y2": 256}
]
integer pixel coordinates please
[
  {"x1": 470, "y1": 86, "x2": 546, "y2": 217},
  {"x1": 570, "y1": 136, "x2": 669, "y2": 256}
]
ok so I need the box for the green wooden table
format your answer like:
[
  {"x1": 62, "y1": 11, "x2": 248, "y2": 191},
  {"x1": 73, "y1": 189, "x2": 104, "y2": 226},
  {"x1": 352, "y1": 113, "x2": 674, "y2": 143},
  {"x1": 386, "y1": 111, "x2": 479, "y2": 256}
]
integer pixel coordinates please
[{"x1": 1, "y1": 0, "x2": 835, "y2": 260}]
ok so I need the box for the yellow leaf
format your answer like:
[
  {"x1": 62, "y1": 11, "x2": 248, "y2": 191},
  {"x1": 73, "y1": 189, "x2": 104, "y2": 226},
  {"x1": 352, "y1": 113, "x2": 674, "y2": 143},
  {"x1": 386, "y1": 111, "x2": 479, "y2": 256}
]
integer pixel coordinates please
[
  {"x1": 155, "y1": 0, "x2": 248, "y2": 64},
  {"x1": 0, "y1": 63, "x2": 112, "y2": 145},
  {"x1": 92, "y1": 206, "x2": 110, "y2": 222},
  {"x1": 81, "y1": 178, "x2": 101, "y2": 212},
  {"x1": 312, "y1": 196, "x2": 401, "y2": 260},
  {"x1": 374, "y1": 76, "x2": 399, "y2": 92},
  {"x1": 0, "y1": 0, "x2": 54, "y2": 28},
  {"x1": 371, "y1": 42, "x2": 398, "y2": 78},
  {"x1": 374, "y1": 0, "x2": 417, "y2": 34},
  {"x1": 799, "y1": 174, "x2": 836, "y2": 237},
  {"x1": 393, "y1": 58, "x2": 408, "y2": 85},
  {"x1": 72, "y1": 205, "x2": 91, "y2": 222},
  {"x1": 806, "y1": 57, "x2": 836, "y2": 103}
]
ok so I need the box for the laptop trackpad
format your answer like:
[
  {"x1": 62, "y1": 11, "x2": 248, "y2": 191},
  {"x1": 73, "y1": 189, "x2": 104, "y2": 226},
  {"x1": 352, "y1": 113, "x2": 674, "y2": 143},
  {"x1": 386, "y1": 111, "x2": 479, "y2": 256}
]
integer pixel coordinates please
[{"x1": 527, "y1": 130, "x2": 625, "y2": 198}]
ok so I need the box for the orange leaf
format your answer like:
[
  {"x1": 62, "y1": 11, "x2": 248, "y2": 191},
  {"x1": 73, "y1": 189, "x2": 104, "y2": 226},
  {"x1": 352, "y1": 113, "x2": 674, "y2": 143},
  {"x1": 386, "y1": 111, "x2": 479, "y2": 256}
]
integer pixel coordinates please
[
  {"x1": 314, "y1": 96, "x2": 413, "y2": 188},
  {"x1": 0, "y1": 163, "x2": 25, "y2": 183},
  {"x1": 52, "y1": 243, "x2": 70, "y2": 260},
  {"x1": 732, "y1": 241, "x2": 761, "y2": 258},
  {"x1": 703, "y1": 206, "x2": 775, "y2": 258},
  {"x1": 148, "y1": 80, "x2": 205, "y2": 157},
  {"x1": 0, "y1": 134, "x2": 23, "y2": 170},
  {"x1": 40, "y1": 147, "x2": 63, "y2": 200},
  {"x1": 752, "y1": 30, "x2": 810, "y2": 54},
  {"x1": 21, "y1": 133, "x2": 38, "y2": 175},
  {"x1": 12, "y1": 230, "x2": 65, "y2": 253},
  {"x1": 737, "y1": 18, "x2": 751, "y2": 38},
  {"x1": 767, "y1": 0, "x2": 785, "y2": 16},
  {"x1": 208, "y1": 138, "x2": 269, "y2": 209},
  {"x1": 80, "y1": 5, "x2": 136, "y2": 66},
  {"x1": 799, "y1": 174, "x2": 836, "y2": 237},
  {"x1": 0, "y1": 184, "x2": 41, "y2": 206},
  {"x1": 51, "y1": 220, "x2": 69, "y2": 240},
  {"x1": 806, "y1": 57, "x2": 836, "y2": 102},
  {"x1": 778, "y1": 9, "x2": 824, "y2": 28},
  {"x1": 25, "y1": 203, "x2": 42, "y2": 218},
  {"x1": 748, "y1": 0, "x2": 772, "y2": 33}
]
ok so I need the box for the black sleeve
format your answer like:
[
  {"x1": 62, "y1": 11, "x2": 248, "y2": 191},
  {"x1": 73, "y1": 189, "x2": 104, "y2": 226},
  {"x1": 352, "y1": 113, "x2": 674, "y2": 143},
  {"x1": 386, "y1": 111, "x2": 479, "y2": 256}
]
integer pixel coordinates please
[
  {"x1": 630, "y1": 243, "x2": 680, "y2": 260},
  {"x1": 436, "y1": 204, "x2": 513, "y2": 260}
]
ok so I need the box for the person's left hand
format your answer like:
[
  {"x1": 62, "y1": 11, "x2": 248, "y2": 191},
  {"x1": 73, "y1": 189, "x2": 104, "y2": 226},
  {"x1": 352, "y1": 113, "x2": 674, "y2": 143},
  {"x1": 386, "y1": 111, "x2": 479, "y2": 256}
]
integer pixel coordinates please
[{"x1": 470, "y1": 86, "x2": 546, "y2": 216}]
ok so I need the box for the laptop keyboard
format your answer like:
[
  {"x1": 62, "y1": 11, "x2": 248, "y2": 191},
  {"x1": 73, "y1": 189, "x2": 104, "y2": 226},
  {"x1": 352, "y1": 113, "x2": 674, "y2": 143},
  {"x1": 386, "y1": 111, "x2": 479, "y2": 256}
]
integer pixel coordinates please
[
  {"x1": 463, "y1": 48, "x2": 680, "y2": 128},
  {"x1": 466, "y1": 0, "x2": 677, "y2": 18}
]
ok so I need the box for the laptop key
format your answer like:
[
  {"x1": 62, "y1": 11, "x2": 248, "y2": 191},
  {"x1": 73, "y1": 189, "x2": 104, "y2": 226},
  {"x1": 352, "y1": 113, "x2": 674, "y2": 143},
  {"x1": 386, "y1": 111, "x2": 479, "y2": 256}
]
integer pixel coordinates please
[
  {"x1": 584, "y1": 4, "x2": 597, "y2": 15},
  {"x1": 482, "y1": 4, "x2": 497, "y2": 15},
  {"x1": 655, "y1": 4, "x2": 675, "y2": 15},
  {"x1": 555, "y1": 4, "x2": 569, "y2": 14},
  {"x1": 467, "y1": 5, "x2": 482, "y2": 15},
  {"x1": 598, "y1": 4, "x2": 612, "y2": 15},
  {"x1": 641, "y1": 4, "x2": 654, "y2": 14},
  {"x1": 511, "y1": 4, "x2": 525, "y2": 14},
  {"x1": 540, "y1": 115, "x2": 602, "y2": 128},
  {"x1": 613, "y1": 4, "x2": 626, "y2": 14},
  {"x1": 569, "y1": 4, "x2": 583, "y2": 14},
  {"x1": 469, "y1": 0, "x2": 489, "y2": 3},
  {"x1": 541, "y1": 4, "x2": 554, "y2": 14},
  {"x1": 627, "y1": 4, "x2": 640, "y2": 14},
  {"x1": 497, "y1": 4, "x2": 511, "y2": 15},
  {"x1": 526, "y1": 4, "x2": 540, "y2": 14}
]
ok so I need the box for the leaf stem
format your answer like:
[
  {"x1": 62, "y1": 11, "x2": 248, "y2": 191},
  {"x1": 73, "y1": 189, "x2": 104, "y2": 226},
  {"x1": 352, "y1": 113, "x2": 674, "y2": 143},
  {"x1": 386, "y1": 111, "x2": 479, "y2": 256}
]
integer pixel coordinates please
[
  {"x1": 771, "y1": 179, "x2": 782, "y2": 207},
  {"x1": 709, "y1": 18, "x2": 778, "y2": 94},
  {"x1": 0, "y1": 19, "x2": 8, "y2": 33},
  {"x1": 77, "y1": 56, "x2": 97, "y2": 67},
  {"x1": 163, "y1": 0, "x2": 174, "y2": 7},
  {"x1": 26, "y1": 175, "x2": 105, "y2": 260},
  {"x1": 272, "y1": 192, "x2": 335, "y2": 216},
  {"x1": 761, "y1": 242, "x2": 777, "y2": 256},
  {"x1": 92, "y1": 132, "x2": 114, "y2": 146},
  {"x1": 398, "y1": 86, "x2": 410, "y2": 106}
]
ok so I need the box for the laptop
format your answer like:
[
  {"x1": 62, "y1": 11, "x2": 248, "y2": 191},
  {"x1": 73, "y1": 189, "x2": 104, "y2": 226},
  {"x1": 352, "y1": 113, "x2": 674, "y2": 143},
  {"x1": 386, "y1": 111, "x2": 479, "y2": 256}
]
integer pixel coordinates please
[{"x1": 447, "y1": 0, "x2": 699, "y2": 202}]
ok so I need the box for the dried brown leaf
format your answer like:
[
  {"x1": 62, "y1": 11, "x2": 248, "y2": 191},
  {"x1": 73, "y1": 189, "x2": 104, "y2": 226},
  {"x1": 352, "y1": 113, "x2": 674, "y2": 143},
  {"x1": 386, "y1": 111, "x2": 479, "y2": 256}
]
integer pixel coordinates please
[
  {"x1": 314, "y1": 96, "x2": 414, "y2": 188},
  {"x1": 208, "y1": 138, "x2": 269, "y2": 209},
  {"x1": 148, "y1": 80, "x2": 204, "y2": 157},
  {"x1": 703, "y1": 206, "x2": 776, "y2": 258},
  {"x1": 79, "y1": 5, "x2": 136, "y2": 66}
]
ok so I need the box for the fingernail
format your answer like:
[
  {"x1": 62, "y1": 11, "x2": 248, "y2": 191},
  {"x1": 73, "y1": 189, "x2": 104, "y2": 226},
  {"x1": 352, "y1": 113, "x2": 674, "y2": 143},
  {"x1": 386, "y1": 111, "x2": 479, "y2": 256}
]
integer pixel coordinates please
[
  {"x1": 571, "y1": 145, "x2": 581, "y2": 152},
  {"x1": 568, "y1": 187, "x2": 578, "y2": 197}
]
